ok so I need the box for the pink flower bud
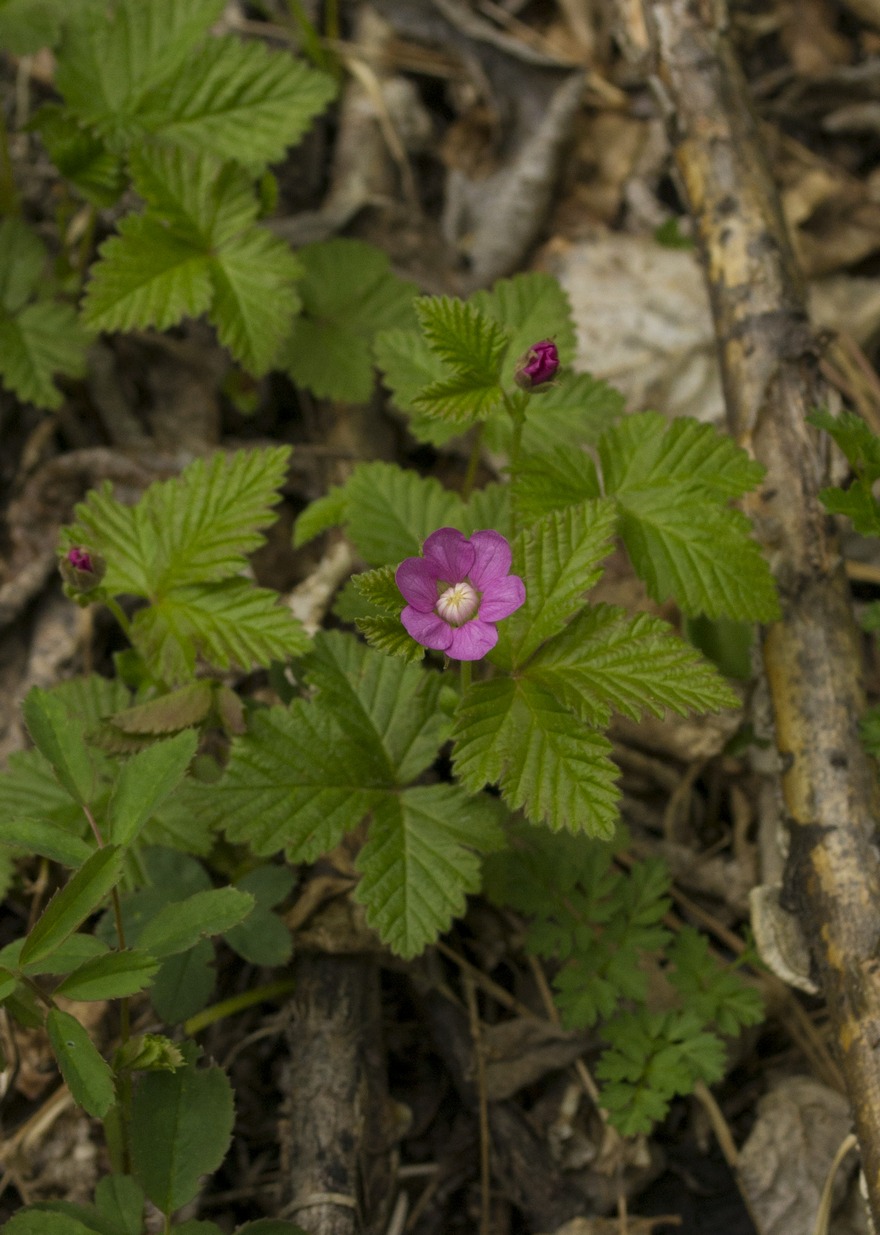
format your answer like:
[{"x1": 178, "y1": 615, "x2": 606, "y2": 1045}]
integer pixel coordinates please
[
  {"x1": 514, "y1": 339, "x2": 559, "y2": 390},
  {"x1": 59, "y1": 546, "x2": 106, "y2": 592}
]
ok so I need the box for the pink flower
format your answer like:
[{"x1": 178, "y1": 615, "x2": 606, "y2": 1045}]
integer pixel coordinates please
[
  {"x1": 67, "y1": 547, "x2": 94, "y2": 573},
  {"x1": 396, "y1": 528, "x2": 526, "y2": 661},
  {"x1": 514, "y1": 339, "x2": 559, "y2": 389}
]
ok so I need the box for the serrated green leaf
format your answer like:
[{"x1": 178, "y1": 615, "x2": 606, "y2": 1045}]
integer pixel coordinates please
[
  {"x1": 107, "y1": 683, "x2": 214, "y2": 734},
  {"x1": 57, "y1": 0, "x2": 227, "y2": 138},
  {"x1": 47, "y1": 1008, "x2": 116, "y2": 1117},
  {"x1": 471, "y1": 271, "x2": 576, "y2": 387},
  {"x1": 141, "y1": 783, "x2": 217, "y2": 857},
  {"x1": 209, "y1": 225, "x2": 302, "y2": 374},
  {"x1": 66, "y1": 481, "x2": 158, "y2": 597},
  {"x1": 31, "y1": 104, "x2": 126, "y2": 206},
  {"x1": 138, "y1": 887, "x2": 254, "y2": 958},
  {"x1": 415, "y1": 295, "x2": 508, "y2": 383},
  {"x1": 464, "y1": 483, "x2": 513, "y2": 540},
  {"x1": 356, "y1": 785, "x2": 505, "y2": 957},
  {"x1": 808, "y1": 407, "x2": 880, "y2": 480},
  {"x1": 21, "y1": 846, "x2": 125, "y2": 968},
  {"x1": 338, "y1": 462, "x2": 466, "y2": 565},
  {"x1": 3, "y1": 932, "x2": 109, "y2": 977},
  {"x1": 818, "y1": 482, "x2": 880, "y2": 537},
  {"x1": 224, "y1": 865, "x2": 294, "y2": 965},
  {"x1": 352, "y1": 565, "x2": 405, "y2": 614},
  {"x1": 281, "y1": 239, "x2": 418, "y2": 401},
  {"x1": 501, "y1": 500, "x2": 618, "y2": 667},
  {"x1": 305, "y1": 632, "x2": 449, "y2": 781},
  {"x1": 0, "y1": 818, "x2": 92, "y2": 867},
  {"x1": 452, "y1": 677, "x2": 620, "y2": 835},
  {"x1": 151, "y1": 938, "x2": 215, "y2": 1023},
  {"x1": 0, "y1": 301, "x2": 90, "y2": 410},
  {"x1": 131, "y1": 1055, "x2": 234, "y2": 1213},
  {"x1": 132, "y1": 579, "x2": 310, "y2": 685},
  {"x1": 485, "y1": 370, "x2": 625, "y2": 456},
  {"x1": 356, "y1": 616, "x2": 426, "y2": 662},
  {"x1": 108, "y1": 730, "x2": 198, "y2": 846},
  {"x1": 55, "y1": 949, "x2": 160, "y2": 1000},
  {"x1": 0, "y1": 748, "x2": 85, "y2": 833},
  {"x1": 0, "y1": 968, "x2": 19, "y2": 1001},
  {"x1": 616, "y1": 487, "x2": 779, "y2": 619},
  {"x1": 511, "y1": 447, "x2": 601, "y2": 524},
  {"x1": 22, "y1": 686, "x2": 97, "y2": 805},
  {"x1": 128, "y1": 145, "x2": 257, "y2": 242},
  {"x1": 2, "y1": 1205, "x2": 114, "y2": 1235},
  {"x1": 527, "y1": 604, "x2": 740, "y2": 725},
  {"x1": 144, "y1": 445, "x2": 293, "y2": 590},
  {"x1": 95, "y1": 1174, "x2": 144, "y2": 1235},
  {"x1": 291, "y1": 484, "x2": 348, "y2": 548},
  {"x1": 0, "y1": 217, "x2": 47, "y2": 311},
  {"x1": 139, "y1": 37, "x2": 336, "y2": 169},
  {"x1": 374, "y1": 326, "x2": 449, "y2": 413},
  {"x1": 50, "y1": 674, "x2": 133, "y2": 732},
  {"x1": 82, "y1": 213, "x2": 213, "y2": 333}
]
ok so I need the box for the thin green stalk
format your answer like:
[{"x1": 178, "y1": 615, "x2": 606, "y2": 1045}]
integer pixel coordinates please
[
  {"x1": 183, "y1": 977, "x2": 296, "y2": 1035},
  {"x1": 460, "y1": 660, "x2": 472, "y2": 695},
  {"x1": 104, "y1": 596, "x2": 132, "y2": 641}
]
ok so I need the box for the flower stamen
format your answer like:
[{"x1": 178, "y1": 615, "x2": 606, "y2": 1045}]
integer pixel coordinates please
[{"x1": 436, "y1": 581, "x2": 479, "y2": 626}]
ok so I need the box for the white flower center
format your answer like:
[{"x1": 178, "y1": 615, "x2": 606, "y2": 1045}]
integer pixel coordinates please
[{"x1": 436, "y1": 581, "x2": 479, "y2": 626}]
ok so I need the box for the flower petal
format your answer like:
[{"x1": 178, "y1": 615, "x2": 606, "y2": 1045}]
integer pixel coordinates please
[
  {"x1": 468, "y1": 530, "x2": 512, "y2": 589},
  {"x1": 446, "y1": 619, "x2": 498, "y2": 661},
  {"x1": 422, "y1": 527, "x2": 474, "y2": 582},
  {"x1": 396, "y1": 556, "x2": 440, "y2": 611},
  {"x1": 479, "y1": 574, "x2": 526, "y2": 622},
  {"x1": 401, "y1": 606, "x2": 453, "y2": 651}
]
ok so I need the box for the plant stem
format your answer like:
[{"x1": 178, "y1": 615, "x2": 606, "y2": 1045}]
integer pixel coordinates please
[
  {"x1": 460, "y1": 661, "x2": 471, "y2": 694},
  {"x1": 182, "y1": 977, "x2": 296, "y2": 1035},
  {"x1": 104, "y1": 596, "x2": 132, "y2": 641}
]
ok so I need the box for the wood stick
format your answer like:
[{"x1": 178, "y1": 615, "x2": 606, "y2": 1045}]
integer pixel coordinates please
[{"x1": 644, "y1": 0, "x2": 880, "y2": 1224}]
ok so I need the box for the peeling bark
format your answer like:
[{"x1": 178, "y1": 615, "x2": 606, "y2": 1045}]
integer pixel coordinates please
[{"x1": 644, "y1": 0, "x2": 880, "y2": 1224}]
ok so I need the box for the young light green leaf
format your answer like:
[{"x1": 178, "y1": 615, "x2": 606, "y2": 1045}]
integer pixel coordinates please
[
  {"x1": 20, "y1": 846, "x2": 125, "y2": 969},
  {"x1": 356, "y1": 785, "x2": 505, "y2": 958},
  {"x1": 138, "y1": 37, "x2": 336, "y2": 169},
  {"x1": 0, "y1": 818, "x2": 92, "y2": 868},
  {"x1": 138, "y1": 887, "x2": 254, "y2": 958},
  {"x1": 501, "y1": 500, "x2": 618, "y2": 667},
  {"x1": 95, "y1": 1174, "x2": 145, "y2": 1235},
  {"x1": 130, "y1": 1055, "x2": 234, "y2": 1214},
  {"x1": 22, "y1": 685, "x2": 97, "y2": 805},
  {"x1": 47, "y1": 1008, "x2": 116, "y2": 1117},
  {"x1": 143, "y1": 445, "x2": 292, "y2": 590},
  {"x1": 452, "y1": 677, "x2": 620, "y2": 836},
  {"x1": 0, "y1": 300, "x2": 90, "y2": 410},
  {"x1": 108, "y1": 730, "x2": 198, "y2": 846},
  {"x1": 304, "y1": 631, "x2": 450, "y2": 783},
  {"x1": 281, "y1": 238, "x2": 418, "y2": 401},
  {"x1": 131, "y1": 579, "x2": 310, "y2": 685},
  {"x1": 526, "y1": 604, "x2": 741, "y2": 726},
  {"x1": 55, "y1": 949, "x2": 160, "y2": 1000}
]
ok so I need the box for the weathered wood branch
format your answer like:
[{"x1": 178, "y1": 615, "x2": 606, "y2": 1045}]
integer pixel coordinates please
[{"x1": 644, "y1": 0, "x2": 880, "y2": 1224}]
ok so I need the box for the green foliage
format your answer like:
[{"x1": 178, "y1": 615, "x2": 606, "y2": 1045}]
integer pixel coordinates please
[
  {"x1": 0, "y1": 218, "x2": 91, "y2": 409},
  {"x1": 809, "y1": 407, "x2": 880, "y2": 536},
  {"x1": 280, "y1": 239, "x2": 418, "y2": 401},
  {"x1": 47, "y1": 1008, "x2": 117, "y2": 1117},
  {"x1": 485, "y1": 826, "x2": 762, "y2": 1134},
  {"x1": 64, "y1": 445, "x2": 309, "y2": 684}
]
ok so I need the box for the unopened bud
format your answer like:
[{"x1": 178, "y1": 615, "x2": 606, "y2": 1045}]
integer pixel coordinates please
[
  {"x1": 514, "y1": 339, "x2": 559, "y2": 390},
  {"x1": 59, "y1": 546, "x2": 106, "y2": 592}
]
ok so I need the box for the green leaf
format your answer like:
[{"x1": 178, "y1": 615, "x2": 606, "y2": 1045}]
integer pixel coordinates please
[
  {"x1": 415, "y1": 295, "x2": 508, "y2": 384},
  {"x1": 817, "y1": 481, "x2": 880, "y2": 537},
  {"x1": 95, "y1": 1175, "x2": 145, "y2": 1235},
  {"x1": 150, "y1": 940, "x2": 215, "y2": 1022},
  {"x1": 138, "y1": 887, "x2": 254, "y2": 958},
  {"x1": 0, "y1": 818, "x2": 92, "y2": 867},
  {"x1": 334, "y1": 462, "x2": 466, "y2": 565},
  {"x1": 470, "y1": 270, "x2": 576, "y2": 388},
  {"x1": 209, "y1": 226, "x2": 302, "y2": 374},
  {"x1": 82, "y1": 213, "x2": 214, "y2": 334},
  {"x1": 21, "y1": 846, "x2": 125, "y2": 969},
  {"x1": 352, "y1": 565, "x2": 406, "y2": 614},
  {"x1": 22, "y1": 685, "x2": 97, "y2": 805},
  {"x1": 57, "y1": 0, "x2": 227, "y2": 137},
  {"x1": 139, "y1": 37, "x2": 336, "y2": 169},
  {"x1": 31, "y1": 104, "x2": 126, "y2": 207},
  {"x1": 132, "y1": 579, "x2": 310, "y2": 685},
  {"x1": 0, "y1": 968, "x2": 19, "y2": 1001},
  {"x1": 0, "y1": 0, "x2": 66, "y2": 54},
  {"x1": 373, "y1": 327, "x2": 448, "y2": 414},
  {"x1": 526, "y1": 604, "x2": 740, "y2": 726},
  {"x1": 55, "y1": 949, "x2": 160, "y2": 1000},
  {"x1": 355, "y1": 785, "x2": 505, "y2": 958},
  {"x1": 452, "y1": 677, "x2": 620, "y2": 835},
  {"x1": 130, "y1": 1053, "x2": 234, "y2": 1214},
  {"x1": 142, "y1": 445, "x2": 293, "y2": 591},
  {"x1": 224, "y1": 867, "x2": 294, "y2": 966},
  {"x1": 107, "y1": 683, "x2": 214, "y2": 735},
  {"x1": 3, "y1": 932, "x2": 109, "y2": 977},
  {"x1": 356, "y1": 615, "x2": 425, "y2": 663},
  {"x1": 47, "y1": 1008, "x2": 116, "y2": 1117},
  {"x1": 501, "y1": 500, "x2": 618, "y2": 668},
  {"x1": 304, "y1": 631, "x2": 449, "y2": 783},
  {"x1": 511, "y1": 447, "x2": 601, "y2": 525},
  {"x1": 291, "y1": 484, "x2": 348, "y2": 548},
  {"x1": 65, "y1": 481, "x2": 158, "y2": 598},
  {"x1": 108, "y1": 730, "x2": 198, "y2": 846},
  {"x1": 281, "y1": 239, "x2": 418, "y2": 401},
  {"x1": 0, "y1": 1211, "x2": 102, "y2": 1235},
  {"x1": 808, "y1": 407, "x2": 880, "y2": 481},
  {"x1": 0, "y1": 300, "x2": 90, "y2": 411},
  {"x1": 0, "y1": 217, "x2": 47, "y2": 311}
]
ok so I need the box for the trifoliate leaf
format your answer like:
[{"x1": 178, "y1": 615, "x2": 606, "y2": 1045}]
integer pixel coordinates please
[
  {"x1": 452, "y1": 677, "x2": 620, "y2": 836},
  {"x1": 82, "y1": 213, "x2": 214, "y2": 333},
  {"x1": 57, "y1": 0, "x2": 227, "y2": 139},
  {"x1": 138, "y1": 36, "x2": 336, "y2": 169},
  {"x1": 280, "y1": 239, "x2": 418, "y2": 401},
  {"x1": 128, "y1": 145, "x2": 258, "y2": 240},
  {"x1": 132, "y1": 579, "x2": 309, "y2": 685},
  {"x1": 526, "y1": 604, "x2": 740, "y2": 726},
  {"x1": 356, "y1": 786, "x2": 505, "y2": 958},
  {"x1": 511, "y1": 447, "x2": 601, "y2": 525},
  {"x1": 500, "y1": 500, "x2": 618, "y2": 668},
  {"x1": 303, "y1": 631, "x2": 449, "y2": 783},
  {"x1": 0, "y1": 301, "x2": 90, "y2": 411},
  {"x1": 209, "y1": 226, "x2": 302, "y2": 374}
]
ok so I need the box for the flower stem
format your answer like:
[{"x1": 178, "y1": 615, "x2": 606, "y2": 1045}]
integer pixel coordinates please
[
  {"x1": 104, "y1": 596, "x2": 132, "y2": 641},
  {"x1": 460, "y1": 661, "x2": 472, "y2": 694}
]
